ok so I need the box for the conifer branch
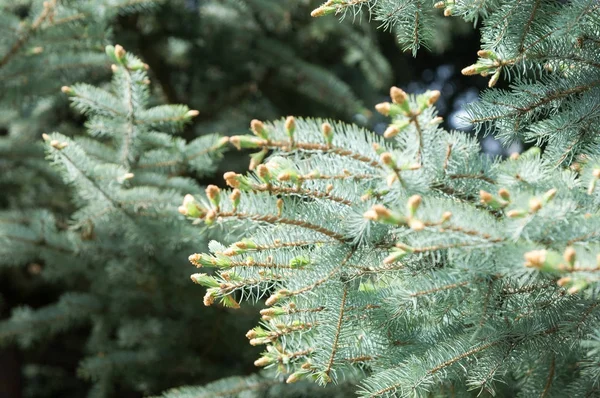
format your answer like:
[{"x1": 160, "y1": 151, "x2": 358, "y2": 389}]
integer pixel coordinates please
[
  {"x1": 214, "y1": 211, "x2": 347, "y2": 243},
  {"x1": 324, "y1": 284, "x2": 348, "y2": 380},
  {"x1": 0, "y1": 0, "x2": 58, "y2": 69}
]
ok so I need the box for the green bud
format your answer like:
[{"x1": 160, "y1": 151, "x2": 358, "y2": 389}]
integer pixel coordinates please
[
  {"x1": 229, "y1": 135, "x2": 266, "y2": 150},
  {"x1": 524, "y1": 249, "x2": 563, "y2": 274},
  {"x1": 179, "y1": 194, "x2": 205, "y2": 218},
  {"x1": 383, "y1": 248, "x2": 411, "y2": 264},
  {"x1": 277, "y1": 169, "x2": 300, "y2": 184},
  {"x1": 190, "y1": 273, "x2": 221, "y2": 288},
  {"x1": 289, "y1": 256, "x2": 311, "y2": 269}
]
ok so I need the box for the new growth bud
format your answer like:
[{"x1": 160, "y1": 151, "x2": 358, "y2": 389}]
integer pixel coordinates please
[
  {"x1": 563, "y1": 247, "x2": 576, "y2": 266},
  {"x1": 114, "y1": 44, "x2": 126, "y2": 61},
  {"x1": 390, "y1": 86, "x2": 408, "y2": 105},
  {"x1": 321, "y1": 122, "x2": 333, "y2": 146},
  {"x1": 380, "y1": 152, "x2": 394, "y2": 166},
  {"x1": 529, "y1": 198, "x2": 542, "y2": 213},
  {"x1": 206, "y1": 185, "x2": 221, "y2": 208},
  {"x1": 406, "y1": 195, "x2": 422, "y2": 217},
  {"x1": 250, "y1": 119, "x2": 268, "y2": 139},
  {"x1": 384, "y1": 126, "x2": 399, "y2": 138},
  {"x1": 230, "y1": 189, "x2": 241, "y2": 210},
  {"x1": 427, "y1": 90, "x2": 441, "y2": 106},
  {"x1": 375, "y1": 102, "x2": 391, "y2": 116},
  {"x1": 224, "y1": 172, "x2": 241, "y2": 188},
  {"x1": 364, "y1": 205, "x2": 391, "y2": 221},
  {"x1": 285, "y1": 116, "x2": 296, "y2": 141}
]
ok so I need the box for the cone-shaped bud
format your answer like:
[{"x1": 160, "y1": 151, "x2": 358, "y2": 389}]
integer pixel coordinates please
[
  {"x1": 406, "y1": 195, "x2": 422, "y2": 217},
  {"x1": 322, "y1": 122, "x2": 333, "y2": 146},
  {"x1": 364, "y1": 205, "x2": 407, "y2": 225},
  {"x1": 387, "y1": 120, "x2": 410, "y2": 138},
  {"x1": 477, "y1": 50, "x2": 496, "y2": 59},
  {"x1": 285, "y1": 116, "x2": 296, "y2": 139},
  {"x1": 557, "y1": 276, "x2": 572, "y2": 287},
  {"x1": 375, "y1": 102, "x2": 391, "y2": 116},
  {"x1": 203, "y1": 290, "x2": 216, "y2": 306},
  {"x1": 250, "y1": 119, "x2": 268, "y2": 139},
  {"x1": 180, "y1": 194, "x2": 205, "y2": 218},
  {"x1": 42, "y1": 133, "x2": 50, "y2": 141},
  {"x1": 61, "y1": 86, "x2": 73, "y2": 95},
  {"x1": 276, "y1": 198, "x2": 284, "y2": 216},
  {"x1": 222, "y1": 246, "x2": 243, "y2": 256},
  {"x1": 205, "y1": 209, "x2": 217, "y2": 225},
  {"x1": 189, "y1": 253, "x2": 214, "y2": 267},
  {"x1": 488, "y1": 69, "x2": 501, "y2": 88},
  {"x1": 427, "y1": 90, "x2": 441, "y2": 106},
  {"x1": 286, "y1": 372, "x2": 304, "y2": 384},
  {"x1": 230, "y1": 189, "x2": 241, "y2": 210},
  {"x1": 441, "y1": 211, "x2": 452, "y2": 223},
  {"x1": 246, "y1": 329, "x2": 258, "y2": 339},
  {"x1": 257, "y1": 164, "x2": 271, "y2": 182},
  {"x1": 498, "y1": 188, "x2": 510, "y2": 201},
  {"x1": 383, "y1": 247, "x2": 412, "y2": 264},
  {"x1": 507, "y1": 209, "x2": 528, "y2": 218},
  {"x1": 563, "y1": 247, "x2": 576, "y2": 266},
  {"x1": 311, "y1": 5, "x2": 336, "y2": 17},
  {"x1": 234, "y1": 239, "x2": 257, "y2": 250},
  {"x1": 260, "y1": 307, "x2": 286, "y2": 317},
  {"x1": 524, "y1": 249, "x2": 563, "y2": 273},
  {"x1": 380, "y1": 152, "x2": 395, "y2": 166},
  {"x1": 461, "y1": 64, "x2": 482, "y2": 76},
  {"x1": 594, "y1": 169, "x2": 600, "y2": 179},
  {"x1": 224, "y1": 172, "x2": 242, "y2": 188},
  {"x1": 254, "y1": 356, "x2": 274, "y2": 367},
  {"x1": 277, "y1": 169, "x2": 299, "y2": 183},
  {"x1": 390, "y1": 86, "x2": 408, "y2": 105},
  {"x1": 265, "y1": 289, "x2": 290, "y2": 306},
  {"x1": 114, "y1": 44, "x2": 126, "y2": 61},
  {"x1": 206, "y1": 185, "x2": 221, "y2": 208},
  {"x1": 364, "y1": 205, "x2": 390, "y2": 221},
  {"x1": 543, "y1": 188, "x2": 557, "y2": 203},
  {"x1": 480, "y1": 190, "x2": 493, "y2": 204},
  {"x1": 229, "y1": 135, "x2": 266, "y2": 150},
  {"x1": 529, "y1": 198, "x2": 542, "y2": 213},
  {"x1": 409, "y1": 219, "x2": 425, "y2": 231},
  {"x1": 384, "y1": 125, "x2": 399, "y2": 138},
  {"x1": 186, "y1": 110, "x2": 199, "y2": 118},
  {"x1": 434, "y1": 1, "x2": 445, "y2": 8},
  {"x1": 479, "y1": 190, "x2": 506, "y2": 209},
  {"x1": 190, "y1": 273, "x2": 221, "y2": 287}
]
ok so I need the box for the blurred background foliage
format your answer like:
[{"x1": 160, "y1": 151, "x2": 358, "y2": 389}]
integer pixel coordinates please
[{"x1": 0, "y1": 0, "x2": 499, "y2": 397}]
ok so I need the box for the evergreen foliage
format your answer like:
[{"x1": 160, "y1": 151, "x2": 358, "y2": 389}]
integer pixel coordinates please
[
  {"x1": 113, "y1": 0, "x2": 393, "y2": 134},
  {"x1": 181, "y1": 88, "x2": 600, "y2": 398},
  {"x1": 0, "y1": 45, "x2": 238, "y2": 397},
  {"x1": 311, "y1": 0, "x2": 600, "y2": 164},
  {"x1": 178, "y1": 1, "x2": 600, "y2": 396},
  {"x1": 0, "y1": 1, "x2": 395, "y2": 396}
]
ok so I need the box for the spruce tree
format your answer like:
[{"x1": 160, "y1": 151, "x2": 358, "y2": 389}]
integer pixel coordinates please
[
  {"x1": 174, "y1": 1, "x2": 600, "y2": 396},
  {"x1": 0, "y1": 1, "x2": 393, "y2": 397}
]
